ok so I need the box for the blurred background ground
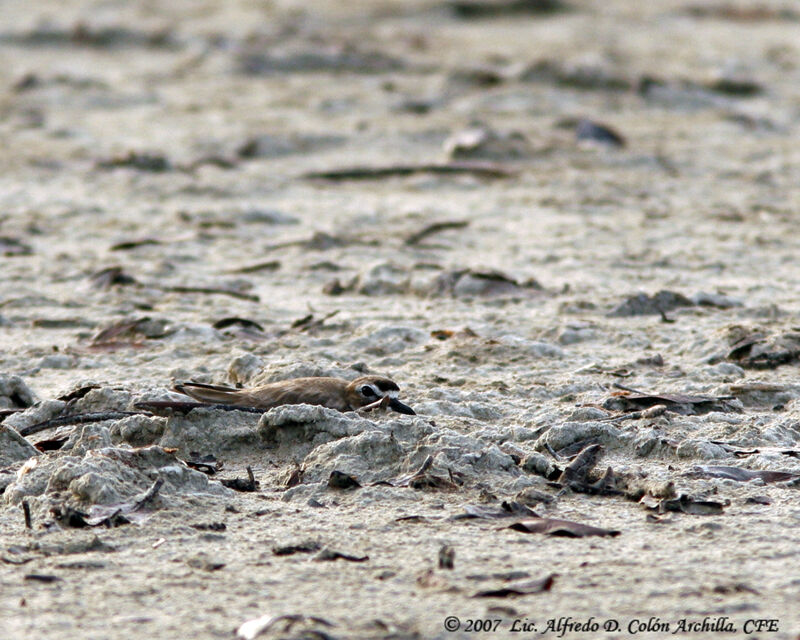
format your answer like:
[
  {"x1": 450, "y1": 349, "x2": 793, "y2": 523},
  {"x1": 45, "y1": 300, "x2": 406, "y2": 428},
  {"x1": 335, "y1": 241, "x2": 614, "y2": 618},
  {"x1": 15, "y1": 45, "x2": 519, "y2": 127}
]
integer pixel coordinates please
[{"x1": 2, "y1": 1, "x2": 800, "y2": 638}]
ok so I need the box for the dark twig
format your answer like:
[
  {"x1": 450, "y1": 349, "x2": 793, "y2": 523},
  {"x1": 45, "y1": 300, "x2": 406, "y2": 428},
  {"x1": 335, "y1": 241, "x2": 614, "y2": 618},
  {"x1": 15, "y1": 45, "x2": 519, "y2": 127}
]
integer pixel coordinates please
[
  {"x1": 358, "y1": 395, "x2": 391, "y2": 413},
  {"x1": 24, "y1": 574, "x2": 61, "y2": 583},
  {"x1": 612, "y1": 382, "x2": 645, "y2": 394},
  {"x1": 160, "y1": 286, "x2": 259, "y2": 302},
  {"x1": 389, "y1": 456, "x2": 433, "y2": 487},
  {"x1": 89, "y1": 269, "x2": 260, "y2": 302},
  {"x1": 110, "y1": 238, "x2": 161, "y2": 251},
  {"x1": 601, "y1": 404, "x2": 667, "y2": 423},
  {"x1": 544, "y1": 443, "x2": 561, "y2": 461},
  {"x1": 405, "y1": 220, "x2": 469, "y2": 246},
  {"x1": 221, "y1": 466, "x2": 260, "y2": 492},
  {"x1": 226, "y1": 260, "x2": 281, "y2": 274},
  {"x1": 22, "y1": 500, "x2": 32, "y2": 529},
  {"x1": 133, "y1": 477, "x2": 164, "y2": 511},
  {"x1": 18, "y1": 411, "x2": 143, "y2": 437},
  {"x1": 657, "y1": 305, "x2": 675, "y2": 323},
  {"x1": 292, "y1": 309, "x2": 340, "y2": 332},
  {"x1": 303, "y1": 162, "x2": 514, "y2": 181},
  {"x1": 557, "y1": 444, "x2": 603, "y2": 486}
]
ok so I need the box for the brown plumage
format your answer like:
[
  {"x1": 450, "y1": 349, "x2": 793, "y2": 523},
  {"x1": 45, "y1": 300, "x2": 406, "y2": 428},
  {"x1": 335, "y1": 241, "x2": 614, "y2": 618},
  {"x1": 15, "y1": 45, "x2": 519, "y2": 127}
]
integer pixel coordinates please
[{"x1": 173, "y1": 375, "x2": 415, "y2": 415}]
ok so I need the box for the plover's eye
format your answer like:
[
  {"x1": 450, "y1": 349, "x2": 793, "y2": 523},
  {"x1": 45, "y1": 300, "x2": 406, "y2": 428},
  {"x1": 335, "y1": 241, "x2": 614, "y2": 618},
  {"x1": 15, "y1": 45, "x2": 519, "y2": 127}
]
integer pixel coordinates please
[{"x1": 360, "y1": 386, "x2": 376, "y2": 397}]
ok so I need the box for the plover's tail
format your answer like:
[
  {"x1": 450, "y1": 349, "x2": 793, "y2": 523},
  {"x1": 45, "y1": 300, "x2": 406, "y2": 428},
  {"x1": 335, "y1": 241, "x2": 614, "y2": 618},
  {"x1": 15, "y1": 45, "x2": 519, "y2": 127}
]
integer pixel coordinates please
[{"x1": 173, "y1": 381, "x2": 241, "y2": 405}]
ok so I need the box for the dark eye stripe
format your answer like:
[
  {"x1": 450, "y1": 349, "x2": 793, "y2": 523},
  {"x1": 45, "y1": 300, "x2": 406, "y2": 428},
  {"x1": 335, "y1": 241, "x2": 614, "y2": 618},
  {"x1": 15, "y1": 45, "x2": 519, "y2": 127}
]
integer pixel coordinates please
[{"x1": 360, "y1": 386, "x2": 376, "y2": 397}]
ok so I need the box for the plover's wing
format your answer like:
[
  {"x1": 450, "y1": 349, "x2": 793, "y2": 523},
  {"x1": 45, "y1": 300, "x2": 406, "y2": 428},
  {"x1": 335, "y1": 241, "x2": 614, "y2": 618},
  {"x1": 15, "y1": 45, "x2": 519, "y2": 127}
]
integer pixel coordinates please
[
  {"x1": 174, "y1": 377, "x2": 352, "y2": 411},
  {"x1": 250, "y1": 377, "x2": 351, "y2": 411}
]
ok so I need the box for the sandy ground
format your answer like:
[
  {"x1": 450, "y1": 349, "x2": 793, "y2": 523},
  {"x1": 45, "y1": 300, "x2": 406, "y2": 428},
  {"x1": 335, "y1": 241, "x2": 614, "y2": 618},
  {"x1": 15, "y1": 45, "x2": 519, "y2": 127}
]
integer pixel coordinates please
[{"x1": 2, "y1": 0, "x2": 800, "y2": 638}]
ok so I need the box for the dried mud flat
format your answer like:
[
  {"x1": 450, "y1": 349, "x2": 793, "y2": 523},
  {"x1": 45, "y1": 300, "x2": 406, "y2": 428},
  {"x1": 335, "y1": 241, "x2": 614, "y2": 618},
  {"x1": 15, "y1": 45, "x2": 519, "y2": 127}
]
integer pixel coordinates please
[{"x1": 2, "y1": 1, "x2": 800, "y2": 639}]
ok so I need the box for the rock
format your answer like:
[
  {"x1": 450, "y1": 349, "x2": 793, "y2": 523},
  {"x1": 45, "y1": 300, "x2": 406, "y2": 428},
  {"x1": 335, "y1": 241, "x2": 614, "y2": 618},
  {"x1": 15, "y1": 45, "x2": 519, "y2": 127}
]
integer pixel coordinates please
[
  {"x1": 725, "y1": 383, "x2": 798, "y2": 409},
  {"x1": 412, "y1": 401, "x2": 474, "y2": 419},
  {"x1": 506, "y1": 426, "x2": 543, "y2": 442},
  {"x1": 302, "y1": 429, "x2": 406, "y2": 484},
  {"x1": 725, "y1": 327, "x2": 800, "y2": 369},
  {"x1": 3, "y1": 446, "x2": 229, "y2": 517},
  {"x1": 759, "y1": 422, "x2": 800, "y2": 447},
  {"x1": 64, "y1": 424, "x2": 113, "y2": 455},
  {"x1": 109, "y1": 415, "x2": 167, "y2": 447},
  {"x1": 557, "y1": 327, "x2": 598, "y2": 345},
  {"x1": 38, "y1": 354, "x2": 79, "y2": 369},
  {"x1": 429, "y1": 269, "x2": 541, "y2": 298},
  {"x1": 2, "y1": 400, "x2": 67, "y2": 431},
  {"x1": 322, "y1": 278, "x2": 348, "y2": 296},
  {"x1": 0, "y1": 374, "x2": 37, "y2": 409},
  {"x1": 237, "y1": 45, "x2": 406, "y2": 75},
  {"x1": 166, "y1": 323, "x2": 225, "y2": 345},
  {"x1": 257, "y1": 404, "x2": 375, "y2": 453},
  {"x1": 608, "y1": 290, "x2": 694, "y2": 317},
  {"x1": 520, "y1": 59, "x2": 630, "y2": 91},
  {"x1": 280, "y1": 408, "x2": 522, "y2": 489},
  {"x1": 185, "y1": 552, "x2": 226, "y2": 571},
  {"x1": 567, "y1": 407, "x2": 609, "y2": 422},
  {"x1": 349, "y1": 326, "x2": 428, "y2": 356},
  {"x1": 415, "y1": 431, "x2": 517, "y2": 478},
  {"x1": 0, "y1": 236, "x2": 33, "y2": 256},
  {"x1": 638, "y1": 76, "x2": 728, "y2": 109},
  {"x1": 239, "y1": 208, "x2": 298, "y2": 225},
  {"x1": 0, "y1": 425, "x2": 39, "y2": 466},
  {"x1": 633, "y1": 431, "x2": 676, "y2": 458},
  {"x1": 520, "y1": 452, "x2": 557, "y2": 478},
  {"x1": 227, "y1": 353, "x2": 265, "y2": 385},
  {"x1": 468, "y1": 402, "x2": 504, "y2": 421},
  {"x1": 236, "y1": 133, "x2": 346, "y2": 158},
  {"x1": 703, "y1": 363, "x2": 745, "y2": 380},
  {"x1": 515, "y1": 485, "x2": 555, "y2": 505},
  {"x1": 423, "y1": 269, "x2": 539, "y2": 298},
  {"x1": 691, "y1": 292, "x2": 743, "y2": 308},
  {"x1": 500, "y1": 335, "x2": 565, "y2": 358},
  {"x1": 417, "y1": 399, "x2": 502, "y2": 421},
  {"x1": 357, "y1": 262, "x2": 410, "y2": 296},
  {"x1": 71, "y1": 387, "x2": 134, "y2": 413},
  {"x1": 575, "y1": 119, "x2": 625, "y2": 147},
  {"x1": 444, "y1": 124, "x2": 533, "y2": 161},
  {"x1": 260, "y1": 403, "x2": 359, "y2": 430},
  {"x1": 454, "y1": 272, "x2": 519, "y2": 297},
  {"x1": 675, "y1": 439, "x2": 730, "y2": 459},
  {"x1": 535, "y1": 421, "x2": 625, "y2": 452},
  {"x1": 160, "y1": 408, "x2": 263, "y2": 456}
]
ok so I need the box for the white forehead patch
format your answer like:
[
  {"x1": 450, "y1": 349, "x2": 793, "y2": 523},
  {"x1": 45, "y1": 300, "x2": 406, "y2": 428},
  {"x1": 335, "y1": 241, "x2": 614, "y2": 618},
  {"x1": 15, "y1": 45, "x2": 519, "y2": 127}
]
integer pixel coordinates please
[{"x1": 361, "y1": 384, "x2": 398, "y2": 398}]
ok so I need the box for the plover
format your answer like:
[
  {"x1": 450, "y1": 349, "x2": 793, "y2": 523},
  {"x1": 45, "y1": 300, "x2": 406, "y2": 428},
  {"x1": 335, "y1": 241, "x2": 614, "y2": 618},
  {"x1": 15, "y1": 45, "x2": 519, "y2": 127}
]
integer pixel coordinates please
[{"x1": 173, "y1": 375, "x2": 415, "y2": 415}]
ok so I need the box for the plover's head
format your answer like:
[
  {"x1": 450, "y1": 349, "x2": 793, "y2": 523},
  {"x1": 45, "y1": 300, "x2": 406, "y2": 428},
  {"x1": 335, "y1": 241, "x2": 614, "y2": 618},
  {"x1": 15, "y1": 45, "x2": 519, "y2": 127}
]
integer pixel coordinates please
[{"x1": 345, "y1": 376, "x2": 415, "y2": 415}]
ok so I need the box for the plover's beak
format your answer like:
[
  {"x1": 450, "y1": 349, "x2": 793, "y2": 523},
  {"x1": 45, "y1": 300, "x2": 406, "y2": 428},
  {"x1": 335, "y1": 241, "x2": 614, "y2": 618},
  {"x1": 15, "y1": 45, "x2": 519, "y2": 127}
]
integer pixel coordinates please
[{"x1": 389, "y1": 397, "x2": 416, "y2": 415}]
